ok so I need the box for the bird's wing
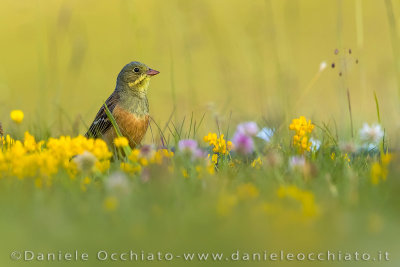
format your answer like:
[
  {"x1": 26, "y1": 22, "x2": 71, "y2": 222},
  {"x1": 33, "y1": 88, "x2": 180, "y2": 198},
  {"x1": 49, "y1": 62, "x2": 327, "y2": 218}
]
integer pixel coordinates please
[{"x1": 85, "y1": 92, "x2": 120, "y2": 138}]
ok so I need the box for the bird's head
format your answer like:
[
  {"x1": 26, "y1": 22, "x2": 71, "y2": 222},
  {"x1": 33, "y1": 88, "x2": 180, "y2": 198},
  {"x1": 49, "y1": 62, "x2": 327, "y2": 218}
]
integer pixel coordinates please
[{"x1": 116, "y1": 61, "x2": 159, "y2": 96}]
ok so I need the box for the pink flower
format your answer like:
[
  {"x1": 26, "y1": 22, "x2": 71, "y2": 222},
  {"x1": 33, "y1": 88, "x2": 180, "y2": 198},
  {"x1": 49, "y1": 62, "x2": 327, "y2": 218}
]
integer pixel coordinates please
[
  {"x1": 236, "y1": 122, "x2": 259, "y2": 137},
  {"x1": 232, "y1": 132, "x2": 254, "y2": 155},
  {"x1": 178, "y1": 139, "x2": 198, "y2": 153},
  {"x1": 178, "y1": 139, "x2": 205, "y2": 159}
]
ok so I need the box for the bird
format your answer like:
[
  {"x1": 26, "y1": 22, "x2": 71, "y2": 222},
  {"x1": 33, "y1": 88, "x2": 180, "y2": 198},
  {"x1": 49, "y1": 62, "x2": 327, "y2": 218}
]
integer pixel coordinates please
[{"x1": 85, "y1": 61, "x2": 159, "y2": 149}]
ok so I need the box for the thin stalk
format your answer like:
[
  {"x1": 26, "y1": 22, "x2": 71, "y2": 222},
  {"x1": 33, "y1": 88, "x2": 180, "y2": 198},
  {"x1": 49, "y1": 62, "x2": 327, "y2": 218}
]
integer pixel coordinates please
[
  {"x1": 104, "y1": 102, "x2": 132, "y2": 157},
  {"x1": 346, "y1": 88, "x2": 354, "y2": 139}
]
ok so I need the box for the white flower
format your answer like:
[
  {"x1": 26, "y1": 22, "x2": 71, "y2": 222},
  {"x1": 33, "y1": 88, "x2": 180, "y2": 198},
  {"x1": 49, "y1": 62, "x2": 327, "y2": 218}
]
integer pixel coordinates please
[
  {"x1": 359, "y1": 123, "x2": 384, "y2": 145},
  {"x1": 73, "y1": 151, "x2": 97, "y2": 172},
  {"x1": 365, "y1": 143, "x2": 378, "y2": 151},
  {"x1": 106, "y1": 172, "x2": 130, "y2": 194},
  {"x1": 256, "y1": 127, "x2": 274, "y2": 143},
  {"x1": 319, "y1": 61, "x2": 327, "y2": 71},
  {"x1": 309, "y1": 138, "x2": 321, "y2": 152}
]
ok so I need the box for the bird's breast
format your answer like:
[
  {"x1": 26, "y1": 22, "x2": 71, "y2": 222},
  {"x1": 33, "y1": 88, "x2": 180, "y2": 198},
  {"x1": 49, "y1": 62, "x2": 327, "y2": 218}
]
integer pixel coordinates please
[{"x1": 111, "y1": 105, "x2": 150, "y2": 148}]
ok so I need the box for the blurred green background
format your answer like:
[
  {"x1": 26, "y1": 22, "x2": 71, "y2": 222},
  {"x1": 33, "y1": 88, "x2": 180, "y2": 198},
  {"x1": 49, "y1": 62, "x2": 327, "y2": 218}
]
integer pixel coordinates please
[{"x1": 1, "y1": 0, "x2": 400, "y2": 143}]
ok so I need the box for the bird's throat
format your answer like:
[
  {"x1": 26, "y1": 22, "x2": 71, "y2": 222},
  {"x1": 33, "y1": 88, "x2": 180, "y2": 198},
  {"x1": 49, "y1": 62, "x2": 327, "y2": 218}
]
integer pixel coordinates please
[
  {"x1": 128, "y1": 74, "x2": 151, "y2": 95},
  {"x1": 118, "y1": 90, "x2": 149, "y2": 117}
]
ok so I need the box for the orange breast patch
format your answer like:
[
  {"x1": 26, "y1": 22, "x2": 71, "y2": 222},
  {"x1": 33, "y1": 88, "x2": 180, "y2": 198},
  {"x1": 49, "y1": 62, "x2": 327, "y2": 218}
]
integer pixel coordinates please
[{"x1": 106, "y1": 105, "x2": 149, "y2": 148}]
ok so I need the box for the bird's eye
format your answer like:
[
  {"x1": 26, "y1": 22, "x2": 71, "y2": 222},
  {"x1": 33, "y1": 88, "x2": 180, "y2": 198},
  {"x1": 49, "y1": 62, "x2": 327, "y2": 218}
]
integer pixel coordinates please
[{"x1": 133, "y1": 67, "x2": 140, "y2": 73}]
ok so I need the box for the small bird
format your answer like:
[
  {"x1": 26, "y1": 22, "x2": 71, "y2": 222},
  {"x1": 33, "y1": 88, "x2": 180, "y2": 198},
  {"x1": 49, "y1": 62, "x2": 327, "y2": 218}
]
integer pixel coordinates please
[{"x1": 85, "y1": 61, "x2": 159, "y2": 149}]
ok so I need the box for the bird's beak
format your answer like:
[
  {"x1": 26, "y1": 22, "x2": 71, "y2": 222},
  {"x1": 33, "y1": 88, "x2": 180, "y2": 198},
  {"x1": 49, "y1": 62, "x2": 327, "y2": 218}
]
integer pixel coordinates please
[{"x1": 146, "y1": 69, "x2": 160, "y2": 76}]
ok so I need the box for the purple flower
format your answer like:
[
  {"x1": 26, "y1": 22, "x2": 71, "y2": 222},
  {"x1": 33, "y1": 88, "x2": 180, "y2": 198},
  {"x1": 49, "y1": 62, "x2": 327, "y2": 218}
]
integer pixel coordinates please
[
  {"x1": 237, "y1": 122, "x2": 259, "y2": 137},
  {"x1": 232, "y1": 132, "x2": 254, "y2": 155},
  {"x1": 194, "y1": 148, "x2": 207, "y2": 159},
  {"x1": 178, "y1": 139, "x2": 205, "y2": 159},
  {"x1": 178, "y1": 139, "x2": 198, "y2": 153}
]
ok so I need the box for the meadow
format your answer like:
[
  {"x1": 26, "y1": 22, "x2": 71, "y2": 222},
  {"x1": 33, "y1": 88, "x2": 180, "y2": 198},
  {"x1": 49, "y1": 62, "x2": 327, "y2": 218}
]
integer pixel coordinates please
[{"x1": 0, "y1": 0, "x2": 400, "y2": 266}]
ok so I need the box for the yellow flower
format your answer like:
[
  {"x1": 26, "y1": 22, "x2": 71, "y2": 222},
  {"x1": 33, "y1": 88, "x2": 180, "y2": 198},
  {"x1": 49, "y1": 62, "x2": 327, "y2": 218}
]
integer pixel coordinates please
[
  {"x1": 381, "y1": 153, "x2": 392, "y2": 165},
  {"x1": 204, "y1": 132, "x2": 217, "y2": 144},
  {"x1": 289, "y1": 116, "x2": 314, "y2": 154},
  {"x1": 147, "y1": 149, "x2": 173, "y2": 165},
  {"x1": 83, "y1": 176, "x2": 91, "y2": 184},
  {"x1": 10, "y1": 110, "x2": 24, "y2": 124},
  {"x1": 128, "y1": 149, "x2": 141, "y2": 162},
  {"x1": 96, "y1": 160, "x2": 110, "y2": 173},
  {"x1": 114, "y1": 137, "x2": 129, "y2": 147},
  {"x1": 121, "y1": 147, "x2": 174, "y2": 174},
  {"x1": 237, "y1": 183, "x2": 259, "y2": 200},
  {"x1": 207, "y1": 163, "x2": 215, "y2": 175},
  {"x1": 371, "y1": 153, "x2": 392, "y2": 185},
  {"x1": 371, "y1": 163, "x2": 382, "y2": 185},
  {"x1": 139, "y1": 157, "x2": 148, "y2": 166},
  {"x1": 211, "y1": 154, "x2": 218, "y2": 164},
  {"x1": 24, "y1": 132, "x2": 42, "y2": 152},
  {"x1": 1, "y1": 134, "x2": 15, "y2": 148},
  {"x1": 204, "y1": 132, "x2": 232, "y2": 166},
  {"x1": 181, "y1": 168, "x2": 189, "y2": 178},
  {"x1": 120, "y1": 162, "x2": 141, "y2": 174},
  {"x1": 0, "y1": 132, "x2": 112, "y2": 183},
  {"x1": 204, "y1": 133, "x2": 231, "y2": 154},
  {"x1": 343, "y1": 153, "x2": 350, "y2": 163},
  {"x1": 251, "y1": 157, "x2": 262, "y2": 169},
  {"x1": 103, "y1": 196, "x2": 119, "y2": 212},
  {"x1": 277, "y1": 185, "x2": 318, "y2": 217},
  {"x1": 80, "y1": 176, "x2": 92, "y2": 192},
  {"x1": 227, "y1": 141, "x2": 234, "y2": 151},
  {"x1": 66, "y1": 161, "x2": 78, "y2": 179}
]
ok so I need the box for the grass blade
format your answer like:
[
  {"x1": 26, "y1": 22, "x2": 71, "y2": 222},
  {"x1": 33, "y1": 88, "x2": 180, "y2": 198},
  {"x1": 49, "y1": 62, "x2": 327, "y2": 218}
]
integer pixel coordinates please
[
  {"x1": 103, "y1": 101, "x2": 132, "y2": 156},
  {"x1": 374, "y1": 91, "x2": 381, "y2": 124}
]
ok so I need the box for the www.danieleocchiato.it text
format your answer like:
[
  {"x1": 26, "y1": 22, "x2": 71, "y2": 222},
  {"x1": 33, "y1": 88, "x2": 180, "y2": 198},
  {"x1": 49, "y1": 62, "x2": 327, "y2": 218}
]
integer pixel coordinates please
[{"x1": 10, "y1": 250, "x2": 390, "y2": 262}]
